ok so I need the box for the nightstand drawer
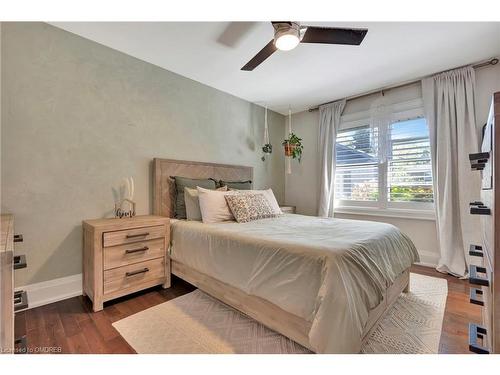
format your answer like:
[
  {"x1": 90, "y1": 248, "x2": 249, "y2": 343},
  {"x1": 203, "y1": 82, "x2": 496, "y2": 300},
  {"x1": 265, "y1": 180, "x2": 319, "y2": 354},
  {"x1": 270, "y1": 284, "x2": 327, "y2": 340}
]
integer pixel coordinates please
[
  {"x1": 104, "y1": 238, "x2": 165, "y2": 270},
  {"x1": 103, "y1": 225, "x2": 165, "y2": 247},
  {"x1": 104, "y1": 258, "x2": 165, "y2": 296}
]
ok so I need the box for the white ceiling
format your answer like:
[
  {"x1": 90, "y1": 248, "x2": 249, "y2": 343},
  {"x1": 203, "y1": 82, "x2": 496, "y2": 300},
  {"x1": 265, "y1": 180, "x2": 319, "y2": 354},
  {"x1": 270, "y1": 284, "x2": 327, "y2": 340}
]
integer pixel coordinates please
[{"x1": 51, "y1": 22, "x2": 500, "y2": 115}]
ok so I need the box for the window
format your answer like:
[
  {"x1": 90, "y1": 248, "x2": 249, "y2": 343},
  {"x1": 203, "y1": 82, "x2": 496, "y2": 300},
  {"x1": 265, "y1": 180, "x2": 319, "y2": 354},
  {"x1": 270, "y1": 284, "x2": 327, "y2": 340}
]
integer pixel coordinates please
[
  {"x1": 388, "y1": 119, "x2": 433, "y2": 204},
  {"x1": 335, "y1": 126, "x2": 379, "y2": 201},
  {"x1": 335, "y1": 117, "x2": 434, "y2": 215}
]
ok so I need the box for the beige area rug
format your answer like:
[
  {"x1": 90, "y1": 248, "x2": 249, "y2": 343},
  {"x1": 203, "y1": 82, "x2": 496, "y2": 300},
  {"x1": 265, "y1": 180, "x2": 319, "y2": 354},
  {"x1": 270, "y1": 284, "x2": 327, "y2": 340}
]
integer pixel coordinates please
[{"x1": 113, "y1": 273, "x2": 447, "y2": 354}]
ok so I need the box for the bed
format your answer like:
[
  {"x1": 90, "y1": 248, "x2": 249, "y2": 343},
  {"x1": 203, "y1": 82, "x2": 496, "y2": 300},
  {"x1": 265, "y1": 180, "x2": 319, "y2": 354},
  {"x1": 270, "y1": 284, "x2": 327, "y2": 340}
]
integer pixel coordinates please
[{"x1": 152, "y1": 158, "x2": 419, "y2": 353}]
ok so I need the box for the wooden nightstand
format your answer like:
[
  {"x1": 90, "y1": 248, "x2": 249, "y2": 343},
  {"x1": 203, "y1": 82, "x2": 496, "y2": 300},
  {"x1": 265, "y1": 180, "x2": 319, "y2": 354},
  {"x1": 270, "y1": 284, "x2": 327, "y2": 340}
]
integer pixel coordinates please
[
  {"x1": 82, "y1": 215, "x2": 170, "y2": 312},
  {"x1": 280, "y1": 205, "x2": 296, "y2": 214}
]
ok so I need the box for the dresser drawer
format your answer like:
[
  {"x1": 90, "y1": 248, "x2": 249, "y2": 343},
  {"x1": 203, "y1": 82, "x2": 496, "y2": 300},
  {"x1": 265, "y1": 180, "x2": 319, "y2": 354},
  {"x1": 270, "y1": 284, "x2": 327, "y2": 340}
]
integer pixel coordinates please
[
  {"x1": 103, "y1": 225, "x2": 165, "y2": 247},
  {"x1": 103, "y1": 258, "x2": 166, "y2": 296},
  {"x1": 103, "y1": 238, "x2": 165, "y2": 270}
]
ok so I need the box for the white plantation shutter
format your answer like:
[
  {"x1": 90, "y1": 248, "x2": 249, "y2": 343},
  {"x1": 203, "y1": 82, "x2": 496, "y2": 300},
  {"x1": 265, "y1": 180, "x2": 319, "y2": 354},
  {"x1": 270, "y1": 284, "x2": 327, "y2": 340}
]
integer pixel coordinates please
[
  {"x1": 388, "y1": 118, "x2": 433, "y2": 203},
  {"x1": 335, "y1": 126, "x2": 379, "y2": 202},
  {"x1": 335, "y1": 117, "x2": 434, "y2": 209}
]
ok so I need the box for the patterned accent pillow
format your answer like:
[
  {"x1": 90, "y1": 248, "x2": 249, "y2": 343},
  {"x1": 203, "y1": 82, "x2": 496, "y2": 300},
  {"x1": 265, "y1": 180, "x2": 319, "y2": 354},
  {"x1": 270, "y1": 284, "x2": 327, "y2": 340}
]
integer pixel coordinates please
[{"x1": 225, "y1": 193, "x2": 278, "y2": 223}]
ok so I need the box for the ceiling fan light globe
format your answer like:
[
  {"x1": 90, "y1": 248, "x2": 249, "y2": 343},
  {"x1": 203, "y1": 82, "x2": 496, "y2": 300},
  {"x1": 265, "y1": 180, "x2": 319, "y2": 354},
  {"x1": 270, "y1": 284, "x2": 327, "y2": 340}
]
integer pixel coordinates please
[{"x1": 275, "y1": 34, "x2": 300, "y2": 51}]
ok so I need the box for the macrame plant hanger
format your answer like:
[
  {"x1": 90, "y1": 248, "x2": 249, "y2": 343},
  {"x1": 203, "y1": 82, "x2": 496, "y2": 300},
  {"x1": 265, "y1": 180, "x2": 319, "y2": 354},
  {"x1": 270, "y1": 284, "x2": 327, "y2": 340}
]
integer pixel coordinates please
[
  {"x1": 286, "y1": 106, "x2": 292, "y2": 174},
  {"x1": 261, "y1": 104, "x2": 272, "y2": 161}
]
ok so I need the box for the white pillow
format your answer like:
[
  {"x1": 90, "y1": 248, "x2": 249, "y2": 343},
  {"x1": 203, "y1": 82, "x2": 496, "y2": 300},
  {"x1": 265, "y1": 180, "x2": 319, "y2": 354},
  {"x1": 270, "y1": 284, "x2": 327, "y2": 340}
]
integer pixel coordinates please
[
  {"x1": 262, "y1": 189, "x2": 283, "y2": 215},
  {"x1": 184, "y1": 186, "x2": 228, "y2": 221},
  {"x1": 232, "y1": 188, "x2": 282, "y2": 215},
  {"x1": 197, "y1": 187, "x2": 238, "y2": 224}
]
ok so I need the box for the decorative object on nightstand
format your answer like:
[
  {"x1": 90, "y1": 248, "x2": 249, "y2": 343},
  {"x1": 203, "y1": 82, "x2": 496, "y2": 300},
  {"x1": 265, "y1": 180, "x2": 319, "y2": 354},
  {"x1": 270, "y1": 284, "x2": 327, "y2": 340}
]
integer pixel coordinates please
[
  {"x1": 114, "y1": 177, "x2": 137, "y2": 218},
  {"x1": 280, "y1": 205, "x2": 296, "y2": 214},
  {"x1": 82, "y1": 215, "x2": 170, "y2": 312}
]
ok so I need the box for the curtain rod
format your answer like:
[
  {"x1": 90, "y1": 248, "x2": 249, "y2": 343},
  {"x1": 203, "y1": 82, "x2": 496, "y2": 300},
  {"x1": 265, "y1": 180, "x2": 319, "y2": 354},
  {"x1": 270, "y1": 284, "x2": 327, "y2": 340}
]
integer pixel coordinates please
[{"x1": 308, "y1": 57, "x2": 499, "y2": 112}]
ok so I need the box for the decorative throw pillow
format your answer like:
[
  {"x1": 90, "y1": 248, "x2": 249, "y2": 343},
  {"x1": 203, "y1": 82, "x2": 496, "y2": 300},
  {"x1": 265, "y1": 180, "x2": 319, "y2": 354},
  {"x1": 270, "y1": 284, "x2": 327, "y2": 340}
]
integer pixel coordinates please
[
  {"x1": 184, "y1": 186, "x2": 227, "y2": 221},
  {"x1": 197, "y1": 186, "x2": 238, "y2": 224},
  {"x1": 172, "y1": 176, "x2": 216, "y2": 219},
  {"x1": 225, "y1": 193, "x2": 278, "y2": 223},
  {"x1": 219, "y1": 179, "x2": 252, "y2": 190},
  {"x1": 229, "y1": 188, "x2": 282, "y2": 215}
]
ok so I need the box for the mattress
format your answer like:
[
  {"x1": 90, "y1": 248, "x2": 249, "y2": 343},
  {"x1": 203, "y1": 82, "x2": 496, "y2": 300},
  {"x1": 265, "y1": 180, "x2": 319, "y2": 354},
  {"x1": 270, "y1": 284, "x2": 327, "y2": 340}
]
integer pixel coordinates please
[{"x1": 170, "y1": 214, "x2": 419, "y2": 353}]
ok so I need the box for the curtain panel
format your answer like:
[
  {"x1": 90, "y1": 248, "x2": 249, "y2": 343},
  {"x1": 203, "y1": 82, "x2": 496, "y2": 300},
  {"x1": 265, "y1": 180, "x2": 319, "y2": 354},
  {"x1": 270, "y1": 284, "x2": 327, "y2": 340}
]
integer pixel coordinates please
[
  {"x1": 318, "y1": 99, "x2": 346, "y2": 217},
  {"x1": 422, "y1": 66, "x2": 482, "y2": 277}
]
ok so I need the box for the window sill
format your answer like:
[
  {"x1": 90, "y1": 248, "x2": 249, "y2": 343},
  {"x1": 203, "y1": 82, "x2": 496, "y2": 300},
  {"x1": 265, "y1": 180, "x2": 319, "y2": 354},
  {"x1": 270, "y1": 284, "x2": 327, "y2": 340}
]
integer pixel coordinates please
[{"x1": 334, "y1": 206, "x2": 436, "y2": 221}]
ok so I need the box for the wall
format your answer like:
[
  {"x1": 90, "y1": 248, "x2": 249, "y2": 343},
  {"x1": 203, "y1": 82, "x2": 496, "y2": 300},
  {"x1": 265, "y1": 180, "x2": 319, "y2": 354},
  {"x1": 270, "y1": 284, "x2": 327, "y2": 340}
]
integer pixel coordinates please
[
  {"x1": 476, "y1": 63, "x2": 500, "y2": 127},
  {"x1": 1, "y1": 23, "x2": 286, "y2": 286},
  {"x1": 0, "y1": 22, "x2": 3, "y2": 340},
  {"x1": 0, "y1": 22, "x2": 2, "y2": 208},
  {"x1": 285, "y1": 65, "x2": 500, "y2": 266}
]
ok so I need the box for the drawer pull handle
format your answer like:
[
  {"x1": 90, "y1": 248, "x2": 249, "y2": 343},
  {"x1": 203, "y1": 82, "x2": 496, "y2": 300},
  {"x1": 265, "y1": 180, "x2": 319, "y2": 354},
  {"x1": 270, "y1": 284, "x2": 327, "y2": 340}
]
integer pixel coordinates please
[
  {"x1": 469, "y1": 152, "x2": 490, "y2": 162},
  {"x1": 14, "y1": 290, "x2": 29, "y2": 311},
  {"x1": 469, "y1": 244, "x2": 483, "y2": 257},
  {"x1": 14, "y1": 234, "x2": 23, "y2": 243},
  {"x1": 126, "y1": 232, "x2": 149, "y2": 239},
  {"x1": 470, "y1": 205, "x2": 491, "y2": 215},
  {"x1": 469, "y1": 323, "x2": 490, "y2": 354},
  {"x1": 469, "y1": 265, "x2": 490, "y2": 287},
  {"x1": 125, "y1": 246, "x2": 149, "y2": 254},
  {"x1": 469, "y1": 201, "x2": 483, "y2": 206},
  {"x1": 125, "y1": 267, "x2": 149, "y2": 277},
  {"x1": 469, "y1": 288, "x2": 484, "y2": 306},
  {"x1": 471, "y1": 163, "x2": 485, "y2": 171},
  {"x1": 13, "y1": 254, "x2": 28, "y2": 270},
  {"x1": 14, "y1": 335, "x2": 28, "y2": 354}
]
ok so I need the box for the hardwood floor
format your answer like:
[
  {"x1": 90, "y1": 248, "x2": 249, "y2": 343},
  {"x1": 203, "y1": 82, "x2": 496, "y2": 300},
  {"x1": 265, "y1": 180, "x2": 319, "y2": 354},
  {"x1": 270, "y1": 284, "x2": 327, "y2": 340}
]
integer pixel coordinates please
[
  {"x1": 411, "y1": 265, "x2": 481, "y2": 354},
  {"x1": 15, "y1": 265, "x2": 480, "y2": 354}
]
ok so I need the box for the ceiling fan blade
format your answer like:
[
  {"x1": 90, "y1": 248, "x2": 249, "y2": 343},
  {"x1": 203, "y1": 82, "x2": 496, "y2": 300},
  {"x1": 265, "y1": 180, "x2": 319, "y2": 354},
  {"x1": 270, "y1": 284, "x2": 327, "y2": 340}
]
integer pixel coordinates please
[
  {"x1": 241, "y1": 40, "x2": 277, "y2": 71},
  {"x1": 300, "y1": 27, "x2": 368, "y2": 45}
]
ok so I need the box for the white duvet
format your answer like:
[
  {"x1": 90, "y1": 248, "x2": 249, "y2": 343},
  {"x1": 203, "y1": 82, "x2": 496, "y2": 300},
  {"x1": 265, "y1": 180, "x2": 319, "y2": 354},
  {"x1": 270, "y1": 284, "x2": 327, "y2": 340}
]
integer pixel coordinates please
[{"x1": 170, "y1": 214, "x2": 419, "y2": 353}]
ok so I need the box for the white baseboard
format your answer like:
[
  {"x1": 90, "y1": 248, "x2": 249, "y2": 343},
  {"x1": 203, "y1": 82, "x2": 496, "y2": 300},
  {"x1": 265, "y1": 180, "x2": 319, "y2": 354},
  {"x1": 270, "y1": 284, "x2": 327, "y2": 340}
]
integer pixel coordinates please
[{"x1": 15, "y1": 273, "x2": 82, "y2": 310}]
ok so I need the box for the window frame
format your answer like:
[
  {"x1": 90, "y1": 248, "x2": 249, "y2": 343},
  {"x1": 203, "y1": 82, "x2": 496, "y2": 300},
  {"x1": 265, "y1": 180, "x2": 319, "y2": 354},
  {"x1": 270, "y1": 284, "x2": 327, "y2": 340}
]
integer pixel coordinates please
[{"x1": 334, "y1": 103, "x2": 435, "y2": 220}]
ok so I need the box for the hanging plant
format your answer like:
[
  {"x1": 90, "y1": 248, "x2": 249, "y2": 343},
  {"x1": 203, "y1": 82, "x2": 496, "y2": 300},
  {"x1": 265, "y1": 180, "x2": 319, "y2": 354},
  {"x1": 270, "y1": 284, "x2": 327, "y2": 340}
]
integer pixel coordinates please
[
  {"x1": 262, "y1": 143, "x2": 273, "y2": 154},
  {"x1": 261, "y1": 143, "x2": 273, "y2": 161},
  {"x1": 261, "y1": 105, "x2": 273, "y2": 162},
  {"x1": 282, "y1": 133, "x2": 303, "y2": 162}
]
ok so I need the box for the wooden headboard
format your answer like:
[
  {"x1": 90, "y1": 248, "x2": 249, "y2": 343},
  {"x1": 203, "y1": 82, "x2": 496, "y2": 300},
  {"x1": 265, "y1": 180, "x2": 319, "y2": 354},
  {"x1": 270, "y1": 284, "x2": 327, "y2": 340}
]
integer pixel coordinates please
[{"x1": 152, "y1": 158, "x2": 253, "y2": 217}]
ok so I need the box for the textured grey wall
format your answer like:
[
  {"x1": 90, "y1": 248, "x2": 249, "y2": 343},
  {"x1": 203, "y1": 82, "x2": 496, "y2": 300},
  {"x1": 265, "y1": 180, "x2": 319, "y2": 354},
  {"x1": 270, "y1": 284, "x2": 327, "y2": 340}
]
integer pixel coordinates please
[{"x1": 1, "y1": 22, "x2": 285, "y2": 286}]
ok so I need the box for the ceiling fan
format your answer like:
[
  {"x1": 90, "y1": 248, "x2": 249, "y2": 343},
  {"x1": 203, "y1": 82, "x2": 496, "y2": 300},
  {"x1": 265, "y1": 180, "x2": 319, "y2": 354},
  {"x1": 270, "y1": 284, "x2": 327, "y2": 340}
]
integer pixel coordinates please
[{"x1": 241, "y1": 22, "x2": 368, "y2": 71}]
